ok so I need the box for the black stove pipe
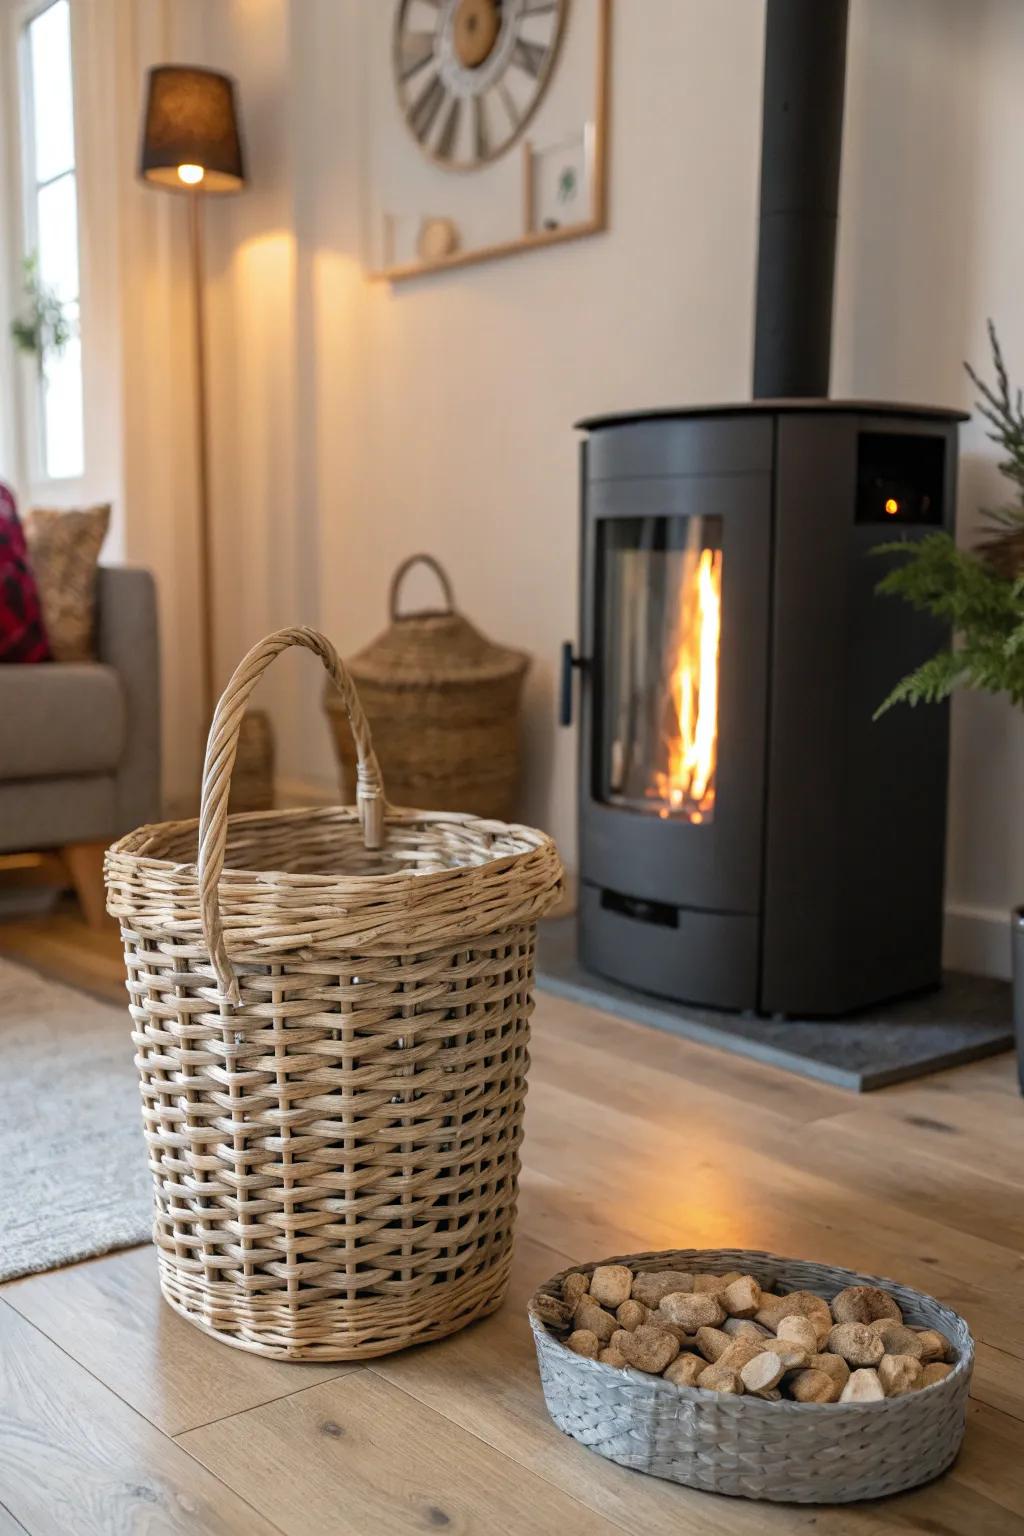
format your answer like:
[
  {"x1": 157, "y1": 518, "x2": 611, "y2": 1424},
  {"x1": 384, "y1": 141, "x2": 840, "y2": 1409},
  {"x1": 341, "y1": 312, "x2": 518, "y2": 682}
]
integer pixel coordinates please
[{"x1": 752, "y1": 0, "x2": 849, "y2": 399}]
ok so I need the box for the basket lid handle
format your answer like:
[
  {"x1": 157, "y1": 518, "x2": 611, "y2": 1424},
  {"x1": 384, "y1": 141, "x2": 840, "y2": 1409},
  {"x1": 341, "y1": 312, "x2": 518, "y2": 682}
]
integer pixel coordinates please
[
  {"x1": 198, "y1": 626, "x2": 385, "y2": 1003},
  {"x1": 388, "y1": 553, "x2": 455, "y2": 620}
]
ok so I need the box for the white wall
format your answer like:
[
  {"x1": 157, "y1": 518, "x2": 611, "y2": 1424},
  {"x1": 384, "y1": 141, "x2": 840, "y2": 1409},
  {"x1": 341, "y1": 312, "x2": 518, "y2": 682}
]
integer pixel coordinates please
[{"x1": 182, "y1": 0, "x2": 1022, "y2": 973}]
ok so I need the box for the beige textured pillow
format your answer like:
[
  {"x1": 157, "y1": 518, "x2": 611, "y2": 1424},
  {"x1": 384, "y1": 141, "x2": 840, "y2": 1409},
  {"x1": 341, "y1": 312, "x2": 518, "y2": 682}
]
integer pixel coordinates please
[{"x1": 25, "y1": 505, "x2": 111, "y2": 662}]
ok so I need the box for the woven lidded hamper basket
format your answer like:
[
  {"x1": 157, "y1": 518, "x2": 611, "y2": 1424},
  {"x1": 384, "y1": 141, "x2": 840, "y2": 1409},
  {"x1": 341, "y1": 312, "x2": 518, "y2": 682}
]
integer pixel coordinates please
[
  {"x1": 227, "y1": 707, "x2": 274, "y2": 813},
  {"x1": 325, "y1": 554, "x2": 528, "y2": 821},
  {"x1": 106, "y1": 626, "x2": 562, "y2": 1361},
  {"x1": 530, "y1": 1248, "x2": 974, "y2": 1504}
]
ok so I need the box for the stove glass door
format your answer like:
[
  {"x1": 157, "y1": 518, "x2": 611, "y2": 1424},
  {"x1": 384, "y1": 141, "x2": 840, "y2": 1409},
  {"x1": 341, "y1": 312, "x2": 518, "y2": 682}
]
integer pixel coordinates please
[{"x1": 597, "y1": 514, "x2": 723, "y2": 823}]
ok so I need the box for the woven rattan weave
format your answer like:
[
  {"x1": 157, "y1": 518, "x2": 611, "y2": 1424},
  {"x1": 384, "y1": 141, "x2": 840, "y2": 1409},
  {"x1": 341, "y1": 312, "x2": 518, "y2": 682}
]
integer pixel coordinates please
[
  {"x1": 530, "y1": 1248, "x2": 973, "y2": 1503},
  {"x1": 325, "y1": 554, "x2": 528, "y2": 820},
  {"x1": 106, "y1": 627, "x2": 562, "y2": 1360}
]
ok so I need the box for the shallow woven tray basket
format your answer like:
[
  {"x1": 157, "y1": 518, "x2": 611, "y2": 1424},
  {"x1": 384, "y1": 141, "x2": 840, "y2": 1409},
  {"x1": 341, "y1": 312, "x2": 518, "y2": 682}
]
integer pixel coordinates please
[
  {"x1": 106, "y1": 626, "x2": 562, "y2": 1361},
  {"x1": 530, "y1": 1248, "x2": 973, "y2": 1504},
  {"x1": 325, "y1": 554, "x2": 528, "y2": 821}
]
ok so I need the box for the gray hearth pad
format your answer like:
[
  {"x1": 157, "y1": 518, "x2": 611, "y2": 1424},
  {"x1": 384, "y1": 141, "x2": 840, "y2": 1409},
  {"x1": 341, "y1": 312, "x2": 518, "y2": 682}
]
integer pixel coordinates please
[{"x1": 536, "y1": 916, "x2": 1014, "y2": 1092}]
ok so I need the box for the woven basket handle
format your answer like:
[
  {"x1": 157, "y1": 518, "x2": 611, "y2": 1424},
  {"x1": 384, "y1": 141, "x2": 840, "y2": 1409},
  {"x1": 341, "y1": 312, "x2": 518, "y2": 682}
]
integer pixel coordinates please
[
  {"x1": 389, "y1": 553, "x2": 455, "y2": 619},
  {"x1": 198, "y1": 626, "x2": 385, "y2": 1003}
]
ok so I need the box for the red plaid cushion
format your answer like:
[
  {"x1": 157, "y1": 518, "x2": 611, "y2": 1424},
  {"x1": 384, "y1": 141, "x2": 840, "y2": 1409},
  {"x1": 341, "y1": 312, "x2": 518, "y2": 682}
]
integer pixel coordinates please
[{"x1": 0, "y1": 482, "x2": 51, "y2": 663}]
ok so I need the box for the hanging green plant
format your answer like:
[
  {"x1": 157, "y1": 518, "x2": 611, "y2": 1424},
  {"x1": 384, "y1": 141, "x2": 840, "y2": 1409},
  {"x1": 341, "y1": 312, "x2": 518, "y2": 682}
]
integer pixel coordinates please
[
  {"x1": 875, "y1": 322, "x2": 1024, "y2": 715},
  {"x1": 9, "y1": 253, "x2": 72, "y2": 373}
]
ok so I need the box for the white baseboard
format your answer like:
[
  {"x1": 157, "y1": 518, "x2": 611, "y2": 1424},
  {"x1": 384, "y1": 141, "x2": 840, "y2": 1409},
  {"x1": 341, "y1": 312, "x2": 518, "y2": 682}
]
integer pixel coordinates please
[{"x1": 943, "y1": 902, "x2": 1014, "y2": 981}]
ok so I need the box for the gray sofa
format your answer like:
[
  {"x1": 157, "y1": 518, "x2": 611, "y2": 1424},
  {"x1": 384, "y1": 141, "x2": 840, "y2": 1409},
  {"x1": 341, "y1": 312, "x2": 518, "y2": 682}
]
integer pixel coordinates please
[{"x1": 0, "y1": 565, "x2": 160, "y2": 922}]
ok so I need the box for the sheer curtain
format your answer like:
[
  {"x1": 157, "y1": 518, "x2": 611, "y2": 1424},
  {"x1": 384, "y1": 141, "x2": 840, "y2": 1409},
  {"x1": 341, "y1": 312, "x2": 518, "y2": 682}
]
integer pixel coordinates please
[{"x1": 0, "y1": 0, "x2": 215, "y2": 807}]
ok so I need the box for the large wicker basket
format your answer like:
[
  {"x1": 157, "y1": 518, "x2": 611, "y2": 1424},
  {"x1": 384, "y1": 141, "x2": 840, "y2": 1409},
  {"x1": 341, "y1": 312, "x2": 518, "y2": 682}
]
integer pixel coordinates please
[
  {"x1": 325, "y1": 554, "x2": 528, "y2": 821},
  {"x1": 106, "y1": 627, "x2": 562, "y2": 1361},
  {"x1": 530, "y1": 1248, "x2": 973, "y2": 1504}
]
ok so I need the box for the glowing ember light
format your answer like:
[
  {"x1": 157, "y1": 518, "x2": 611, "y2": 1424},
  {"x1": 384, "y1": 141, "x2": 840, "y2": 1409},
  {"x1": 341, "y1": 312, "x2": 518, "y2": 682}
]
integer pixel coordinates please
[
  {"x1": 651, "y1": 546, "x2": 722, "y2": 821},
  {"x1": 885, "y1": 497, "x2": 899, "y2": 515}
]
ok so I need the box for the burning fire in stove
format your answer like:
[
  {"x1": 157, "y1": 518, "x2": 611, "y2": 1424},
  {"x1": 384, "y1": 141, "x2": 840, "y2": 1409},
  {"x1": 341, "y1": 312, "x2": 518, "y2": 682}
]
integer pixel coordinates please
[{"x1": 652, "y1": 546, "x2": 722, "y2": 822}]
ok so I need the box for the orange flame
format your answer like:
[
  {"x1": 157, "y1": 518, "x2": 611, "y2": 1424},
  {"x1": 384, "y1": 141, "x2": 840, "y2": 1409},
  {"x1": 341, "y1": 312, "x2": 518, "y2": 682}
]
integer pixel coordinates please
[{"x1": 652, "y1": 547, "x2": 722, "y2": 820}]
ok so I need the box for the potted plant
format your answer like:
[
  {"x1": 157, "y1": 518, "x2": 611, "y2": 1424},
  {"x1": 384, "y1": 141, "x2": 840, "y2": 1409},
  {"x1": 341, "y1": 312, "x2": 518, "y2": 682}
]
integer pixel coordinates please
[
  {"x1": 9, "y1": 253, "x2": 72, "y2": 372},
  {"x1": 876, "y1": 322, "x2": 1024, "y2": 1089}
]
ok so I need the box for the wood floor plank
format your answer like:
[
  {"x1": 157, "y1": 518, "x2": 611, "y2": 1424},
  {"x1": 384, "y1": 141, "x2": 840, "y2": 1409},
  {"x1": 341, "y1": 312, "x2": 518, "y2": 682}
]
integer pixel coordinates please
[
  {"x1": 536, "y1": 992, "x2": 853, "y2": 1123},
  {"x1": 954, "y1": 1401, "x2": 1024, "y2": 1520},
  {"x1": 973, "y1": 1343, "x2": 1024, "y2": 1424},
  {"x1": 0, "y1": 1245, "x2": 352, "y2": 1437},
  {"x1": 765, "y1": 1111, "x2": 1024, "y2": 1252},
  {"x1": 0, "y1": 1300, "x2": 283, "y2": 1536},
  {"x1": 533, "y1": 1015, "x2": 1024, "y2": 1253},
  {"x1": 178, "y1": 1366, "x2": 622, "y2": 1536},
  {"x1": 827, "y1": 1099, "x2": 1023, "y2": 1187},
  {"x1": 528, "y1": 1025, "x2": 830, "y2": 1146}
]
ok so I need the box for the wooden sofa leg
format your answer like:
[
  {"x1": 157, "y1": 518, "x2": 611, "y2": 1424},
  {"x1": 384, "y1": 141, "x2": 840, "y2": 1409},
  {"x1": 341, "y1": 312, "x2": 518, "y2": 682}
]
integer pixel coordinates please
[{"x1": 62, "y1": 841, "x2": 109, "y2": 929}]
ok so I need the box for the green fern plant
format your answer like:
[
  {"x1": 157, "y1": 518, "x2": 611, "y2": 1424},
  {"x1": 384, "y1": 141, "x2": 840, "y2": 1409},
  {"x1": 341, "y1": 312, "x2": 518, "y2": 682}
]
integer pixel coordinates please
[
  {"x1": 875, "y1": 535, "x2": 1024, "y2": 712},
  {"x1": 876, "y1": 324, "x2": 1024, "y2": 715}
]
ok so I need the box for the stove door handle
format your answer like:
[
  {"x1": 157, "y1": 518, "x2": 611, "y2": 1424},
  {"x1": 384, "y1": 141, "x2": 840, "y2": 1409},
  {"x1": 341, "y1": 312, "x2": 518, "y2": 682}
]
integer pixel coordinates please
[{"x1": 559, "y1": 641, "x2": 587, "y2": 727}]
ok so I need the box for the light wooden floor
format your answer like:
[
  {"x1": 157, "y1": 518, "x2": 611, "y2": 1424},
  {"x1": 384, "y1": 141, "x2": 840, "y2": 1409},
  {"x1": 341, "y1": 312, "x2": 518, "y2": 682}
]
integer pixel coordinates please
[{"x1": 2, "y1": 904, "x2": 1023, "y2": 1535}]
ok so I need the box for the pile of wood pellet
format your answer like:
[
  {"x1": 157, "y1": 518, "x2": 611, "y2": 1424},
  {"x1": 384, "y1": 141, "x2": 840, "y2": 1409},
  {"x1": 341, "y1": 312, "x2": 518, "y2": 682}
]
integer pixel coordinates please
[{"x1": 536, "y1": 1266, "x2": 955, "y2": 1402}]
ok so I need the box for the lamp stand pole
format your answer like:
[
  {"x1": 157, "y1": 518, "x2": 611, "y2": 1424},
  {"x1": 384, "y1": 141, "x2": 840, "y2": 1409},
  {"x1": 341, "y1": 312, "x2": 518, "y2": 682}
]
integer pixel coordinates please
[{"x1": 188, "y1": 188, "x2": 216, "y2": 728}]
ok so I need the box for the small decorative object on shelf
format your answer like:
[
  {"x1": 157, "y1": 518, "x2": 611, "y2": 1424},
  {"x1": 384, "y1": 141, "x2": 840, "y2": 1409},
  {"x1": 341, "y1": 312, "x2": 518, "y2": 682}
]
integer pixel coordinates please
[
  {"x1": 325, "y1": 553, "x2": 528, "y2": 820},
  {"x1": 417, "y1": 215, "x2": 460, "y2": 261},
  {"x1": 530, "y1": 1248, "x2": 972, "y2": 1504},
  {"x1": 875, "y1": 321, "x2": 1024, "y2": 1089}
]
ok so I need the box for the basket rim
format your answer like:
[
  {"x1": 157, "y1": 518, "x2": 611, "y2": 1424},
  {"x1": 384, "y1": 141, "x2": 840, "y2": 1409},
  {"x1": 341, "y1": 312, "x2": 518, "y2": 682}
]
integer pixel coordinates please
[
  {"x1": 107, "y1": 802, "x2": 556, "y2": 882},
  {"x1": 105, "y1": 801, "x2": 564, "y2": 953},
  {"x1": 529, "y1": 1245, "x2": 974, "y2": 1414}
]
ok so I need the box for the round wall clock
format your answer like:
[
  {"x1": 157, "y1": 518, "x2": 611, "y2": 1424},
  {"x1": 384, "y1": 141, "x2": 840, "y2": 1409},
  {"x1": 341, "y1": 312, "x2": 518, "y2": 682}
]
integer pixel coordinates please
[{"x1": 393, "y1": 0, "x2": 568, "y2": 170}]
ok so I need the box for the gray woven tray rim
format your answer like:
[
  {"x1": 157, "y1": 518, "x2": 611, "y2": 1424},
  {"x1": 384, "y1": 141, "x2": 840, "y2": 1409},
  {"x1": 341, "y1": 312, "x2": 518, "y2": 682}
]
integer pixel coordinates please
[{"x1": 529, "y1": 1247, "x2": 974, "y2": 1503}]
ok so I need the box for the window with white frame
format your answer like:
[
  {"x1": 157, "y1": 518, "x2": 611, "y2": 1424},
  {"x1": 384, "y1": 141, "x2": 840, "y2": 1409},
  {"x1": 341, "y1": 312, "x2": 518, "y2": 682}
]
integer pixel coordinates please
[{"x1": 18, "y1": 0, "x2": 84, "y2": 481}]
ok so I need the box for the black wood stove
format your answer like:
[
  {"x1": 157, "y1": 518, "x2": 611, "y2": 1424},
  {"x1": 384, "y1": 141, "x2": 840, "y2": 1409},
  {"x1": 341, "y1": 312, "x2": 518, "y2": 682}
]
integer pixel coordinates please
[{"x1": 562, "y1": 0, "x2": 967, "y2": 1018}]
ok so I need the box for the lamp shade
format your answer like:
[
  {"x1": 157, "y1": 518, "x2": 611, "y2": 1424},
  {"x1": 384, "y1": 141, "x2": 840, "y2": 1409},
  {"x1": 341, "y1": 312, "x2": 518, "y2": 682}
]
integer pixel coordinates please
[{"x1": 139, "y1": 65, "x2": 245, "y2": 193}]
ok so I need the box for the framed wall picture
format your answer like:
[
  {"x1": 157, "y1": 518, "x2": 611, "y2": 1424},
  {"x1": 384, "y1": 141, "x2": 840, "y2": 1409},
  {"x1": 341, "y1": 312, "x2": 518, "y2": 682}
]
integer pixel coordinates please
[
  {"x1": 364, "y1": 0, "x2": 610, "y2": 282},
  {"x1": 524, "y1": 124, "x2": 595, "y2": 234}
]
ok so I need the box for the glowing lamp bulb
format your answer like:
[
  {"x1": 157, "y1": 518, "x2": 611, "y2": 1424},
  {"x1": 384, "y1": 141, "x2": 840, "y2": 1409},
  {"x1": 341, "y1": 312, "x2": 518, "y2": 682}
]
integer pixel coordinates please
[
  {"x1": 177, "y1": 163, "x2": 205, "y2": 186},
  {"x1": 884, "y1": 497, "x2": 899, "y2": 516}
]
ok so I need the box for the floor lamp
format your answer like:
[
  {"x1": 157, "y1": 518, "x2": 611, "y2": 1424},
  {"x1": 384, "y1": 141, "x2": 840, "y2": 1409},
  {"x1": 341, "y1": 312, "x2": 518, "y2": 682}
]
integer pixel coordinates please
[{"x1": 138, "y1": 65, "x2": 274, "y2": 810}]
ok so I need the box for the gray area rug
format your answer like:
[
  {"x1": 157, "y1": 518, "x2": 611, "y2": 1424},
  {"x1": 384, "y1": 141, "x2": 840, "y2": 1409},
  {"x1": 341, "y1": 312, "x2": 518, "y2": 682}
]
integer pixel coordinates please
[
  {"x1": 0, "y1": 956, "x2": 150, "y2": 1282},
  {"x1": 537, "y1": 916, "x2": 1014, "y2": 1092}
]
